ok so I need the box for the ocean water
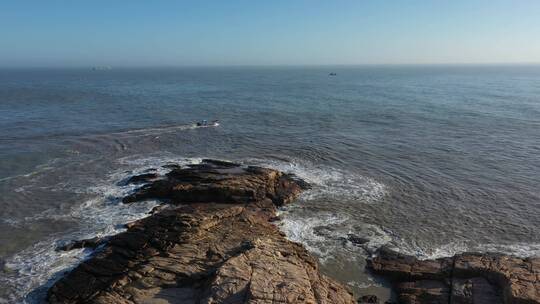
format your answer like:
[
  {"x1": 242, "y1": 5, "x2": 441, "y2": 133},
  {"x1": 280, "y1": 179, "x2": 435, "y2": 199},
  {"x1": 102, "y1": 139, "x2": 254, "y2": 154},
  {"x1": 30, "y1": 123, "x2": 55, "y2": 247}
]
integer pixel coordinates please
[{"x1": 1, "y1": 65, "x2": 539, "y2": 302}]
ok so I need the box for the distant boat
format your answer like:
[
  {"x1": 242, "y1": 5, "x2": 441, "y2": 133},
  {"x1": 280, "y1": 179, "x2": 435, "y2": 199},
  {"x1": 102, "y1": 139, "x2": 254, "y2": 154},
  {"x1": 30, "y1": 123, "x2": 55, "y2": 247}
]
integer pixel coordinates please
[
  {"x1": 195, "y1": 120, "x2": 219, "y2": 127},
  {"x1": 329, "y1": 72, "x2": 337, "y2": 76}
]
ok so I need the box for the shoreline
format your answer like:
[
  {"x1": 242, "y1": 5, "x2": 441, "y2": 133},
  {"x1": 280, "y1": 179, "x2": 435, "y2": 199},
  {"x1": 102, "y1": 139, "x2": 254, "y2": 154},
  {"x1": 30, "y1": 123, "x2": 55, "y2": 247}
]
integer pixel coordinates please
[{"x1": 28, "y1": 158, "x2": 538, "y2": 303}]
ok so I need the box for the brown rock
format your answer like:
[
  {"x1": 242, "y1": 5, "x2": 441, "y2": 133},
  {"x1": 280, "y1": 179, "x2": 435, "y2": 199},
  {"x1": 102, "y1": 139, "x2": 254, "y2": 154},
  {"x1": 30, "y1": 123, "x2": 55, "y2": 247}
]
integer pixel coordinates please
[
  {"x1": 48, "y1": 160, "x2": 353, "y2": 304},
  {"x1": 122, "y1": 159, "x2": 308, "y2": 205},
  {"x1": 368, "y1": 248, "x2": 540, "y2": 304}
]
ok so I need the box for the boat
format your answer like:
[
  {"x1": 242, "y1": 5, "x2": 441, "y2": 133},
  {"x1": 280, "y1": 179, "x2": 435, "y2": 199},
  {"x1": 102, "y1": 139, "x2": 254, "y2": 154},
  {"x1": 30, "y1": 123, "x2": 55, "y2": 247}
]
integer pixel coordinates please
[{"x1": 195, "y1": 120, "x2": 219, "y2": 127}]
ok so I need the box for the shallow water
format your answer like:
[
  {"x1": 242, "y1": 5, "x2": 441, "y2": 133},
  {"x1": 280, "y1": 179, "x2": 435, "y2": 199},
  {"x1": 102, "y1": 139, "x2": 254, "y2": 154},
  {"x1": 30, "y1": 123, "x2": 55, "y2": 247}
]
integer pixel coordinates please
[{"x1": 1, "y1": 66, "x2": 539, "y2": 302}]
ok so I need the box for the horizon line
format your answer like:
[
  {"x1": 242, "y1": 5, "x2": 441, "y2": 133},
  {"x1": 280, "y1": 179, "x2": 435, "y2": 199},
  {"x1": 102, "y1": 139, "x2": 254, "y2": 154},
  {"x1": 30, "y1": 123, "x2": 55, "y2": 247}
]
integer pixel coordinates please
[{"x1": 1, "y1": 62, "x2": 540, "y2": 69}]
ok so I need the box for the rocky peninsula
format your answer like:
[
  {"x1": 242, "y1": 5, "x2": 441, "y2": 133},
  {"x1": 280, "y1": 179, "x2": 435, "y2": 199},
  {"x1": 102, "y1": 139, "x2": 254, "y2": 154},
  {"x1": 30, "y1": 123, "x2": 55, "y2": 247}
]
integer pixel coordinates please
[
  {"x1": 48, "y1": 160, "x2": 356, "y2": 304},
  {"x1": 47, "y1": 159, "x2": 540, "y2": 304}
]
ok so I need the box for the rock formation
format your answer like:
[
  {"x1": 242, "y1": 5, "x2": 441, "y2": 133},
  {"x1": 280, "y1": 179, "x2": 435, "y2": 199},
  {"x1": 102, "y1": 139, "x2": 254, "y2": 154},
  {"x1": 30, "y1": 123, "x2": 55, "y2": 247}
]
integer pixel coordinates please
[
  {"x1": 47, "y1": 159, "x2": 356, "y2": 304},
  {"x1": 368, "y1": 247, "x2": 540, "y2": 304}
]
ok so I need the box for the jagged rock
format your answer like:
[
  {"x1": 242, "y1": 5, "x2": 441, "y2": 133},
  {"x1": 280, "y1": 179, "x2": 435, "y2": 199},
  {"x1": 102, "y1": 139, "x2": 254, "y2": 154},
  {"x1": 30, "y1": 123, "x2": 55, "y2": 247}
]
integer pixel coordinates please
[
  {"x1": 57, "y1": 237, "x2": 106, "y2": 251},
  {"x1": 48, "y1": 160, "x2": 354, "y2": 304},
  {"x1": 368, "y1": 247, "x2": 540, "y2": 304},
  {"x1": 347, "y1": 234, "x2": 370, "y2": 245},
  {"x1": 122, "y1": 159, "x2": 308, "y2": 205},
  {"x1": 358, "y1": 294, "x2": 379, "y2": 303},
  {"x1": 123, "y1": 172, "x2": 160, "y2": 185}
]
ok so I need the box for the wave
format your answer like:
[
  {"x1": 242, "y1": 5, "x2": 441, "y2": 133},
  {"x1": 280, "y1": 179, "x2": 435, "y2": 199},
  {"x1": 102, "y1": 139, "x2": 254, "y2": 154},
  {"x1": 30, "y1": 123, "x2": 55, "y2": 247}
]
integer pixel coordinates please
[
  {"x1": 0, "y1": 156, "x2": 194, "y2": 303},
  {"x1": 277, "y1": 208, "x2": 392, "y2": 261},
  {"x1": 1, "y1": 154, "x2": 390, "y2": 302},
  {"x1": 391, "y1": 239, "x2": 540, "y2": 260},
  {"x1": 7, "y1": 153, "x2": 537, "y2": 303},
  {"x1": 239, "y1": 157, "x2": 387, "y2": 203}
]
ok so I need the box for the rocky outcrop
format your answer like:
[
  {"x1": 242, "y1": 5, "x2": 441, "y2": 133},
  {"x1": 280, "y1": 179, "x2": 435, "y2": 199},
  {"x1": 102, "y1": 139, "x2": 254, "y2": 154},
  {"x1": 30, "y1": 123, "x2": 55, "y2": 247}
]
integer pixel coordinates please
[
  {"x1": 368, "y1": 247, "x2": 540, "y2": 304},
  {"x1": 122, "y1": 159, "x2": 308, "y2": 206},
  {"x1": 48, "y1": 160, "x2": 355, "y2": 304}
]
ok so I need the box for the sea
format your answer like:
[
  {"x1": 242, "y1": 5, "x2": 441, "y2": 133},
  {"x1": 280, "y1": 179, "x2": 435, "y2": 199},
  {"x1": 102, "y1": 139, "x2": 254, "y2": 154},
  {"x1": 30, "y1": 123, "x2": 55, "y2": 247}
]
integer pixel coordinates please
[{"x1": 0, "y1": 65, "x2": 539, "y2": 302}]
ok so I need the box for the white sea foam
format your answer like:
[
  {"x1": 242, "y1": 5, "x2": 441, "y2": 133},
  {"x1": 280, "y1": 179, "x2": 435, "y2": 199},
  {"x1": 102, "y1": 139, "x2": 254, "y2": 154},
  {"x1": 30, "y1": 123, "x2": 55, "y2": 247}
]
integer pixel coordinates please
[
  {"x1": 0, "y1": 156, "x2": 206, "y2": 303},
  {"x1": 1, "y1": 198, "x2": 161, "y2": 303},
  {"x1": 347, "y1": 278, "x2": 383, "y2": 289},
  {"x1": 239, "y1": 157, "x2": 390, "y2": 264},
  {"x1": 474, "y1": 242, "x2": 540, "y2": 257},
  {"x1": 277, "y1": 209, "x2": 349, "y2": 258},
  {"x1": 390, "y1": 239, "x2": 540, "y2": 260},
  {"x1": 1, "y1": 241, "x2": 91, "y2": 303},
  {"x1": 241, "y1": 157, "x2": 387, "y2": 203},
  {"x1": 116, "y1": 154, "x2": 203, "y2": 168},
  {"x1": 277, "y1": 206, "x2": 392, "y2": 263},
  {"x1": 389, "y1": 239, "x2": 470, "y2": 260},
  {"x1": 252, "y1": 157, "x2": 540, "y2": 262}
]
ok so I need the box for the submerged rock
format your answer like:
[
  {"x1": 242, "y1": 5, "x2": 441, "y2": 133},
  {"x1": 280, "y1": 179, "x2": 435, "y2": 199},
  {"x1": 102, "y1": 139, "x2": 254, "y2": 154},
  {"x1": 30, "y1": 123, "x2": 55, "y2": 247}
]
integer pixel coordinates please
[
  {"x1": 123, "y1": 172, "x2": 160, "y2": 185},
  {"x1": 48, "y1": 159, "x2": 354, "y2": 304},
  {"x1": 57, "y1": 237, "x2": 106, "y2": 251},
  {"x1": 347, "y1": 234, "x2": 370, "y2": 245},
  {"x1": 368, "y1": 247, "x2": 540, "y2": 304}
]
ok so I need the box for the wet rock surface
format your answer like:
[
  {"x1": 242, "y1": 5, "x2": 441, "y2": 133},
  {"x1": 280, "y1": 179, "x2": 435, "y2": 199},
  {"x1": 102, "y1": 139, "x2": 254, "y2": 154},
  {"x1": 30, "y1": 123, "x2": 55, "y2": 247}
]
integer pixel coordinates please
[
  {"x1": 358, "y1": 294, "x2": 379, "y2": 303},
  {"x1": 123, "y1": 173, "x2": 160, "y2": 185},
  {"x1": 47, "y1": 160, "x2": 354, "y2": 304},
  {"x1": 57, "y1": 237, "x2": 107, "y2": 251},
  {"x1": 122, "y1": 160, "x2": 309, "y2": 206},
  {"x1": 368, "y1": 247, "x2": 540, "y2": 304}
]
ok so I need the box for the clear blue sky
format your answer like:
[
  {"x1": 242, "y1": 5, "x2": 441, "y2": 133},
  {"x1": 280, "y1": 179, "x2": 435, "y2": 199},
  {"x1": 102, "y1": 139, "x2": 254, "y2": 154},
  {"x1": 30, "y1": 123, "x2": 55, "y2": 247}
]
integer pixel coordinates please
[{"x1": 1, "y1": 0, "x2": 539, "y2": 67}]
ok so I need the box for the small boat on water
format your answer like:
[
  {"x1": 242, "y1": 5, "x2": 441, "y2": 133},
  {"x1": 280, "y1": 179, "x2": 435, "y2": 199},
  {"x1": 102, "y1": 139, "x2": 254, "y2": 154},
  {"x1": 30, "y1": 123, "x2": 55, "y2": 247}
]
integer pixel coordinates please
[
  {"x1": 195, "y1": 120, "x2": 219, "y2": 127},
  {"x1": 329, "y1": 72, "x2": 337, "y2": 76}
]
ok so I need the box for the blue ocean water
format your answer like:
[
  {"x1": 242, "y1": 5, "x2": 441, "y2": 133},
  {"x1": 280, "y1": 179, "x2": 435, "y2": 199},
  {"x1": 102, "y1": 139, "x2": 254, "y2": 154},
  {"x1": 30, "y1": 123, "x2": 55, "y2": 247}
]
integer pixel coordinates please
[{"x1": 1, "y1": 65, "x2": 539, "y2": 302}]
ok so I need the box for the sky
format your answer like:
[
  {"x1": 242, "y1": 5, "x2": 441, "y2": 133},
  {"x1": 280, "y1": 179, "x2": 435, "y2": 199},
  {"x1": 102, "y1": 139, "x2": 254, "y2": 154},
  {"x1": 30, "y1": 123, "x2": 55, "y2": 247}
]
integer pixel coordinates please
[{"x1": 1, "y1": 0, "x2": 540, "y2": 67}]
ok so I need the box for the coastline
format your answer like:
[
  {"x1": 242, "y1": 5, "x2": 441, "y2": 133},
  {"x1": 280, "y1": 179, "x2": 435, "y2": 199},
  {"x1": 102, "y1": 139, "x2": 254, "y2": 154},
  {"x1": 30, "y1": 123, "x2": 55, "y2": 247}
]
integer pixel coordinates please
[{"x1": 44, "y1": 159, "x2": 540, "y2": 304}]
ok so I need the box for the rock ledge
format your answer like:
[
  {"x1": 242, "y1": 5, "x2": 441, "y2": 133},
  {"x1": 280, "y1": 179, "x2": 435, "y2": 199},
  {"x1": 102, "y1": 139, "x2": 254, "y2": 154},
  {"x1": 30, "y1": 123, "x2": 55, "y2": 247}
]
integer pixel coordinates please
[{"x1": 368, "y1": 247, "x2": 540, "y2": 304}]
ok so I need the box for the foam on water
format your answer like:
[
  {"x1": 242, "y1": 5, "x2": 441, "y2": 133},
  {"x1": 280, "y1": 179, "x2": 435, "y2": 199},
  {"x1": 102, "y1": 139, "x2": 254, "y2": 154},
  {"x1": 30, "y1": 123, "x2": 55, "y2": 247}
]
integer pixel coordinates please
[
  {"x1": 241, "y1": 157, "x2": 387, "y2": 203},
  {"x1": 475, "y1": 243, "x2": 540, "y2": 257},
  {"x1": 0, "y1": 155, "x2": 207, "y2": 303},
  {"x1": 277, "y1": 207, "x2": 393, "y2": 262},
  {"x1": 387, "y1": 238, "x2": 540, "y2": 260},
  {"x1": 260, "y1": 156, "x2": 540, "y2": 269},
  {"x1": 1, "y1": 200, "x2": 159, "y2": 303},
  {"x1": 389, "y1": 239, "x2": 470, "y2": 260},
  {"x1": 277, "y1": 209, "x2": 349, "y2": 258},
  {"x1": 116, "y1": 154, "x2": 203, "y2": 169}
]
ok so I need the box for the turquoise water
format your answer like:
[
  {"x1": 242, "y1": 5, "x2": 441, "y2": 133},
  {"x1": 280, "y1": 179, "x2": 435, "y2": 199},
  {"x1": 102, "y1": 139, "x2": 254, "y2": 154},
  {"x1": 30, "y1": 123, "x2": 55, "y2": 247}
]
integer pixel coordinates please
[{"x1": 1, "y1": 65, "x2": 540, "y2": 302}]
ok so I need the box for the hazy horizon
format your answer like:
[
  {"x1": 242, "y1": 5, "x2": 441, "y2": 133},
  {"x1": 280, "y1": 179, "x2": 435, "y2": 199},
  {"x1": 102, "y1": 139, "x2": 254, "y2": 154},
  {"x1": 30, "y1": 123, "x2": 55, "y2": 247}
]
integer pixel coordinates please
[
  {"x1": 2, "y1": 0, "x2": 540, "y2": 67},
  {"x1": 3, "y1": 63, "x2": 540, "y2": 70}
]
